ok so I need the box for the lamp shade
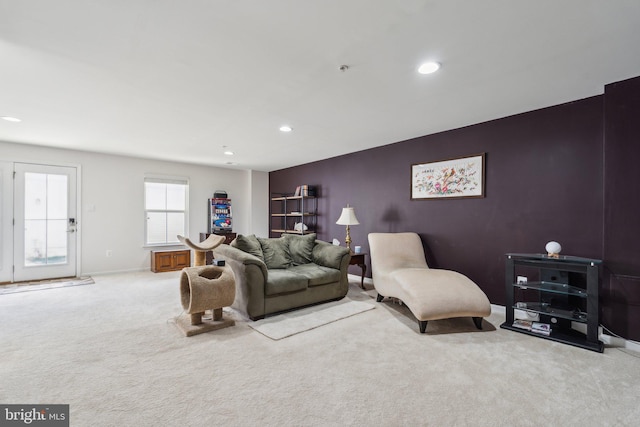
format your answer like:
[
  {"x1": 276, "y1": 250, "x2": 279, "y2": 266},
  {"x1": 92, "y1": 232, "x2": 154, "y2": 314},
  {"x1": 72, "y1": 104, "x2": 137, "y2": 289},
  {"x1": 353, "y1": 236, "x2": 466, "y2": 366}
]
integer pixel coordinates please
[{"x1": 336, "y1": 206, "x2": 360, "y2": 225}]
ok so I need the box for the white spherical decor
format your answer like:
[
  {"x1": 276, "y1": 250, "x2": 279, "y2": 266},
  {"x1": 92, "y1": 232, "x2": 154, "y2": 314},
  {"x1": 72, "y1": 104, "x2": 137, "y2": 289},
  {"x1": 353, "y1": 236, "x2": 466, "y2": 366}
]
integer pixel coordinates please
[{"x1": 545, "y1": 241, "x2": 562, "y2": 256}]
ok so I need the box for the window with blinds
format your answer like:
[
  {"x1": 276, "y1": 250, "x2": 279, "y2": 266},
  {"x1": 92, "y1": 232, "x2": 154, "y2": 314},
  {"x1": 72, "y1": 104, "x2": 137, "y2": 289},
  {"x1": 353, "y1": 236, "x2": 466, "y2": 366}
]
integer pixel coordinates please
[{"x1": 144, "y1": 177, "x2": 188, "y2": 245}]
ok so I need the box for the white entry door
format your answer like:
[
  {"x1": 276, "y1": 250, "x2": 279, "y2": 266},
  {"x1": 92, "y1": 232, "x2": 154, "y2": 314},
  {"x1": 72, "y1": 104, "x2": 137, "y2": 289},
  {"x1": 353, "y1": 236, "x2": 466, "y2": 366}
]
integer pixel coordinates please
[
  {"x1": 13, "y1": 163, "x2": 77, "y2": 282},
  {"x1": 0, "y1": 161, "x2": 13, "y2": 283}
]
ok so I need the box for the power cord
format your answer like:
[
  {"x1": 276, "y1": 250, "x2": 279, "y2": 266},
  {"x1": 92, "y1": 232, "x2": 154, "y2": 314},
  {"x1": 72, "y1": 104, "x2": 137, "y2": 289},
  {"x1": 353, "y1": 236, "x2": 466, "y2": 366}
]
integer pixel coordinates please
[{"x1": 600, "y1": 324, "x2": 640, "y2": 358}]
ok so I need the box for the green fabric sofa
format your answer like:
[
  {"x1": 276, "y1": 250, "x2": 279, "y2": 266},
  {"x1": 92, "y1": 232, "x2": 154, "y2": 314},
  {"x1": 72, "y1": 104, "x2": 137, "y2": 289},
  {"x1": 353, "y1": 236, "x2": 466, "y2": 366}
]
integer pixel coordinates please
[{"x1": 212, "y1": 233, "x2": 351, "y2": 320}]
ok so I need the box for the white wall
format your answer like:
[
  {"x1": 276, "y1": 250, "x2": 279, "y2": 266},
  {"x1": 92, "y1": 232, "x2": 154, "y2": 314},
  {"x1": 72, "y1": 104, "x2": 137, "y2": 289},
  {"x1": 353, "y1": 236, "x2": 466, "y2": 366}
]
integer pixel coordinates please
[
  {"x1": 248, "y1": 169, "x2": 269, "y2": 238},
  {"x1": 0, "y1": 140, "x2": 268, "y2": 276}
]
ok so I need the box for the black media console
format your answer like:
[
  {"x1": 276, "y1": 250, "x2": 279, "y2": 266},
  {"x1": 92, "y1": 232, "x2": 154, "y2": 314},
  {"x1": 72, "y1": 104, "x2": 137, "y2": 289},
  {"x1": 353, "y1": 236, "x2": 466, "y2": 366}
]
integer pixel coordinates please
[{"x1": 500, "y1": 253, "x2": 603, "y2": 353}]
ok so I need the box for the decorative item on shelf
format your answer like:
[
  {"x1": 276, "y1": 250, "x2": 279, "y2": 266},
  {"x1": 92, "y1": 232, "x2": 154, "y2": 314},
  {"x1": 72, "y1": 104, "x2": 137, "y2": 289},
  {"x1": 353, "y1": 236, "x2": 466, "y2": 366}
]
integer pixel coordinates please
[
  {"x1": 293, "y1": 184, "x2": 315, "y2": 197},
  {"x1": 545, "y1": 241, "x2": 562, "y2": 258},
  {"x1": 293, "y1": 222, "x2": 308, "y2": 232},
  {"x1": 336, "y1": 204, "x2": 359, "y2": 251}
]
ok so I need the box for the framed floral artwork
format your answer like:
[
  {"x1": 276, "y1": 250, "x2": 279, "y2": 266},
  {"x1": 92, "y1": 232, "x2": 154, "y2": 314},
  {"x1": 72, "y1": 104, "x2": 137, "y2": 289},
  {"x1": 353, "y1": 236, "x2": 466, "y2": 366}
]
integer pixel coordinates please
[{"x1": 411, "y1": 153, "x2": 485, "y2": 200}]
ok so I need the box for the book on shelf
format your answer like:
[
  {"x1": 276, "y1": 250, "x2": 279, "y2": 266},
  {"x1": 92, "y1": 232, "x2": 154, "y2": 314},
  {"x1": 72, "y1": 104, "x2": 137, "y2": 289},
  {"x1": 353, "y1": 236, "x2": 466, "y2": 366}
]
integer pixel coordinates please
[
  {"x1": 531, "y1": 322, "x2": 551, "y2": 336},
  {"x1": 293, "y1": 186, "x2": 301, "y2": 197},
  {"x1": 512, "y1": 319, "x2": 532, "y2": 331}
]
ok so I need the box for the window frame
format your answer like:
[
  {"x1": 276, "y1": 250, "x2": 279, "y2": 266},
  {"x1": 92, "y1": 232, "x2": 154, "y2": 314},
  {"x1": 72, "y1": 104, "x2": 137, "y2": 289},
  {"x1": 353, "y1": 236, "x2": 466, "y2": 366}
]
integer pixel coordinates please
[{"x1": 143, "y1": 176, "x2": 189, "y2": 247}]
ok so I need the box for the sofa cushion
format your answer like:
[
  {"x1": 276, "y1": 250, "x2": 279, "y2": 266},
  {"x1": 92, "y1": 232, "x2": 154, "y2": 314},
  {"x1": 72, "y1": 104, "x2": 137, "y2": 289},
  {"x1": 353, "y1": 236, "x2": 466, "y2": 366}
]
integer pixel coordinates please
[
  {"x1": 230, "y1": 234, "x2": 264, "y2": 260},
  {"x1": 288, "y1": 264, "x2": 341, "y2": 287},
  {"x1": 284, "y1": 233, "x2": 316, "y2": 265},
  {"x1": 265, "y1": 270, "x2": 308, "y2": 296},
  {"x1": 258, "y1": 237, "x2": 292, "y2": 269}
]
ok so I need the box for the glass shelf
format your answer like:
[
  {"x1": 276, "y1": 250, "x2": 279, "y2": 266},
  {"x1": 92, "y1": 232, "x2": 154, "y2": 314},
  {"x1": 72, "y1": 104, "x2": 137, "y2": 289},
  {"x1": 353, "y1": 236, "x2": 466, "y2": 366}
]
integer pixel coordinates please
[
  {"x1": 513, "y1": 281, "x2": 587, "y2": 297},
  {"x1": 506, "y1": 253, "x2": 602, "y2": 265},
  {"x1": 511, "y1": 303, "x2": 587, "y2": 323}
]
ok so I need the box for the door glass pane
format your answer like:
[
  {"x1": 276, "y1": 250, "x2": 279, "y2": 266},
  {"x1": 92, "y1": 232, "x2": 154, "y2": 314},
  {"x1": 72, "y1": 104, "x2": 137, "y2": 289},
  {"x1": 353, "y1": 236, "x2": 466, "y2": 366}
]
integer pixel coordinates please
[
  {"x1": 23, "y1": 172, "x2": 69, "y2": 266},
  {"x1": 47, "y1": 219, "x2": 67, "y2": 264},
  {"x1": 24, "y1": 173, "x2": 47, "y2": 220},
  {"x1": 24, "y1": 219, "x2": 46, "y2": 265},
  {"x1": 47, "y1": 174, "x2": 68, "y2": 219}
]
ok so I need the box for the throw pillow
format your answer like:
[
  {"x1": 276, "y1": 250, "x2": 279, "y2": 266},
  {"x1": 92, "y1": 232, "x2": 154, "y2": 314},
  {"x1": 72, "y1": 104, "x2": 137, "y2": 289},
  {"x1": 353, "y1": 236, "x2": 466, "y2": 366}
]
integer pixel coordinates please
[
  {"x1": 258, "y1": 237, "x2": 292, "y2": 269},
  {"x1": 230, "y1": 234, "x2": 264, "y2": 260},
  {"x1": 284, "y1": 233, "x2": 316, "y2": 265}
]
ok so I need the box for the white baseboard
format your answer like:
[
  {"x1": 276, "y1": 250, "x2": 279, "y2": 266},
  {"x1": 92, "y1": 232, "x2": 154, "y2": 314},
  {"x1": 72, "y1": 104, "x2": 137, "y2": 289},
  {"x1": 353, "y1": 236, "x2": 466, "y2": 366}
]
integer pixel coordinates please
[
  {"x1": 83, "y1": 267, "x2": 149, "y2": 277},
  {"x1": 599, "y1": 331, "x2": 640, "y2": 352},
  {"x1": 490, "y1": 304, "x2": 506, "y2": 315}
]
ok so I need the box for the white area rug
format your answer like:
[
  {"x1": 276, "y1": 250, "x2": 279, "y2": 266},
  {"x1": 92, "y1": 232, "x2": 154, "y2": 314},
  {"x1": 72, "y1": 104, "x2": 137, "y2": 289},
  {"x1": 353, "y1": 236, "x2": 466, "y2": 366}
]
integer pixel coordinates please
[{"x1": 248, "y1": 299, "x2": 375, "y2": 340}]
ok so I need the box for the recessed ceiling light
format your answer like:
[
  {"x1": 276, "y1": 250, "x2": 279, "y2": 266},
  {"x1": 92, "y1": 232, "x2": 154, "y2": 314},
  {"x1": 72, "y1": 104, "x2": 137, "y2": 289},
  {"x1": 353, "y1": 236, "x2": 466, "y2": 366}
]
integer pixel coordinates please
[
  {"x1": 224, "y1": 150, "x2": 234, "y2": 156},
  {"x1": 279, "y1": 125, "x2": 292, "y2": 132},
  {"x1": 418, "y1": 62, "x2": 441, "y2": 74},
  {"x1": 1, "y1": 116, "x2": 21, "y2": 122}
]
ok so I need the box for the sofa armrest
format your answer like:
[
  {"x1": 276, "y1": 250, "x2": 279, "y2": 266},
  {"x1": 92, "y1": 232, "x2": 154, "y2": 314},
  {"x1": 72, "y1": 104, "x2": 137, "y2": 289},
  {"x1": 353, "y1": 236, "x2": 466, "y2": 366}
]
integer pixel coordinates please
[
  {"x1": 312, "y1": 241, "x2": 351, "y2": 270},
  {"x1": 212, "y1": 244, "x2": 268, "y2": 319},
  {"x1": 312, "y1": 241, "x2": 351, "y2": 292}
]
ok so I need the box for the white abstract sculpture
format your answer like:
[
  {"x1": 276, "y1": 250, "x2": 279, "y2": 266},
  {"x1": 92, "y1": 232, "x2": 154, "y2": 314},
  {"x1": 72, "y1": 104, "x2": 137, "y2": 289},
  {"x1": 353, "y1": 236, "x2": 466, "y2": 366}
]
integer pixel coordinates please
[
  {"x1": 293, "y1": 222, "x2": 308, "y2": 232},
  {"x1": 545, "y1": 241, "x2": 562, "y2": 258}
]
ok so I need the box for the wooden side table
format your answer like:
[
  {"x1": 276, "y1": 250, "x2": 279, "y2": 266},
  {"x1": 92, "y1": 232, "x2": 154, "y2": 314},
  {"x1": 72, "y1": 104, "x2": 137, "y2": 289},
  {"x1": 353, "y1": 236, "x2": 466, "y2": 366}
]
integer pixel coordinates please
[{"x1": 349, "y1": 252, "x2": 367, "y2": 289}]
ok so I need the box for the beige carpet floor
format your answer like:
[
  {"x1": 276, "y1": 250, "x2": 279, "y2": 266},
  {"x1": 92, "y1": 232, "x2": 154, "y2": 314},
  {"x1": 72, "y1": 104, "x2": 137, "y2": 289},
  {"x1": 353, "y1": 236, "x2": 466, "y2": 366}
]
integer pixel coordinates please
[{"x1": 0, "y1": 271, "x2": 638, "y2": 426}]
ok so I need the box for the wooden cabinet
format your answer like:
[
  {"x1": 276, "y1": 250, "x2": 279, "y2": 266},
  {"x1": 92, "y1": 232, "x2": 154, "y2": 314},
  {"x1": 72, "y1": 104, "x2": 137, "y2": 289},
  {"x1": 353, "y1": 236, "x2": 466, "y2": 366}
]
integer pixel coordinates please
[{"x1": 151, "y1": 249, "x2": 191, "y2": 272}]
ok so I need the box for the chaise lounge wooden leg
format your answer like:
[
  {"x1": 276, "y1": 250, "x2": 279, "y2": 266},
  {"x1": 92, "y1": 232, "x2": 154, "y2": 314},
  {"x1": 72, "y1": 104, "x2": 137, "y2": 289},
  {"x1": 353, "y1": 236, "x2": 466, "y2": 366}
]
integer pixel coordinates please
[
  {"x1": 419, "y1": 320, "x2": 428, "y2": 333},
  {"x1": 472, "y1": 317, "x2": 483, "y2": 330},
  {"x1": 376, "y1": 293, "x2": 384, "y2": 302}
]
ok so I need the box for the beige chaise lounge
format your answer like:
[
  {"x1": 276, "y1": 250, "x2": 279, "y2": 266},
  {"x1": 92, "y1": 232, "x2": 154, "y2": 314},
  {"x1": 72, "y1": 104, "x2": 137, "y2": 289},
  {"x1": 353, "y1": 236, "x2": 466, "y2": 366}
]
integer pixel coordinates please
[{"x1": 368, "y1": 232, "x2": 491, "y2": 333}]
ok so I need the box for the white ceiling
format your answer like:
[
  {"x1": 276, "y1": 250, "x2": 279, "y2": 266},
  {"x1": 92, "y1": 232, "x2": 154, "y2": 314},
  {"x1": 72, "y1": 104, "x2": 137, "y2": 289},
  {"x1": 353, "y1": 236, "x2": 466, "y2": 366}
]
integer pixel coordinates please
[{"x1": 1, "y1": 1, "x2": 640, "y2": 172}]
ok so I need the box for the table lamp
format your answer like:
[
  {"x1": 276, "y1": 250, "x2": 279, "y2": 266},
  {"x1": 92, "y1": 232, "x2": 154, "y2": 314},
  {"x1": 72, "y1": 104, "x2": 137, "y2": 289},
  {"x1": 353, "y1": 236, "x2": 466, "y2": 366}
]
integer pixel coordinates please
[{"x1": 336, "y1": 204, "x2": 360, "y2": 251}]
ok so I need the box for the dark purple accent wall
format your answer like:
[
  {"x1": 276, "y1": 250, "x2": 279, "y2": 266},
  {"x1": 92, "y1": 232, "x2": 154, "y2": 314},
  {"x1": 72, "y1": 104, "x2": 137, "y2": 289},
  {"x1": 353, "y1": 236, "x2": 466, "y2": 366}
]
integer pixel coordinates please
[
  {"x1": 270, "y1": 77, "x2": 640, "y2": 341},
  {"x1": 603, "y1": 76, "x2": 640, "y2": 340}
]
